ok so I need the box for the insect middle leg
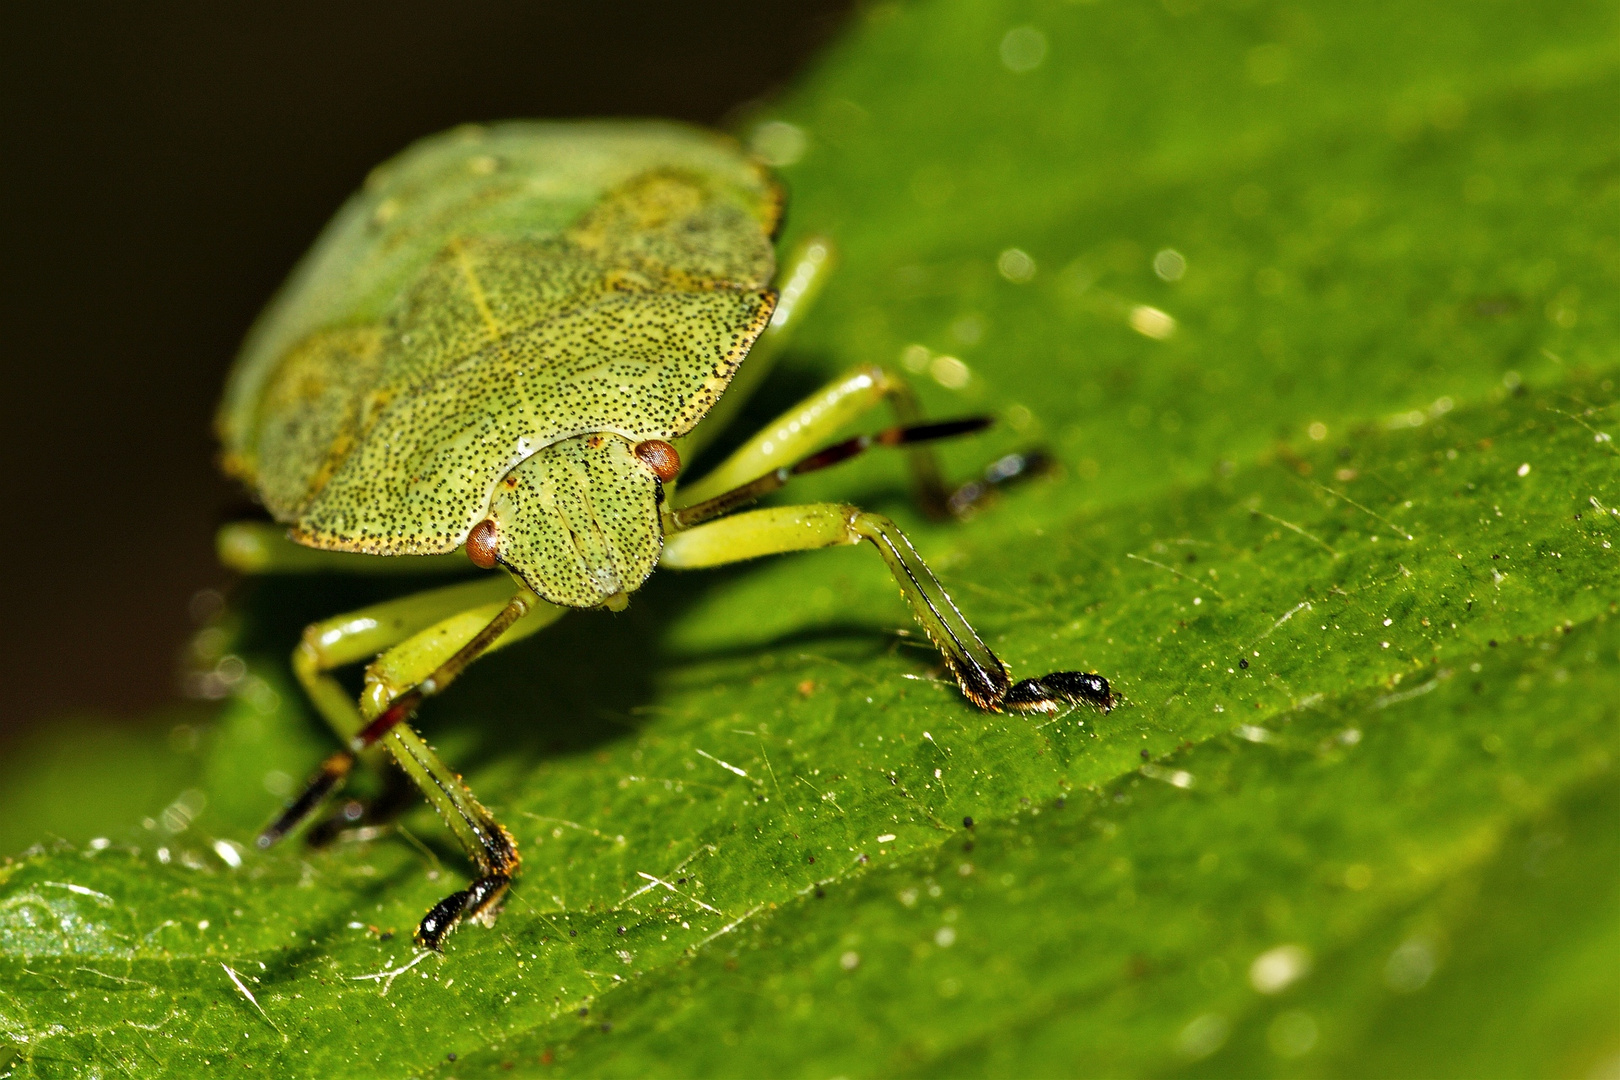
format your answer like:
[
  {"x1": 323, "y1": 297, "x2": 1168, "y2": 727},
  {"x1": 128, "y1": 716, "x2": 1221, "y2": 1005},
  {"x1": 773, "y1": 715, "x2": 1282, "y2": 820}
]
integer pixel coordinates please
[
  {"x1": 675, "y1": 364, "x2": 970, "y2": 519},
  {"x1": 661, "y1": 503, "x2": 1113, "y2": 714},
  {"x1": 675, "y1": 239, "x2": 1037, "y2": 519},
  {"x1": 673, "y1": 235, "x2": 835, "y2": 463}
]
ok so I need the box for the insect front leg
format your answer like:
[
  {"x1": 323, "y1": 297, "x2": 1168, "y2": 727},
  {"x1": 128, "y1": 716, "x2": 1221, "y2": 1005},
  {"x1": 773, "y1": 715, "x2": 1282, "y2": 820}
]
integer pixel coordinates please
[
  {"x1": 261, "y1": 576, "x2": 528, "y2": 847},
  {"x1": 261, "y1": 575, "x2": 566, "y2": 950},
  {"x1": 661, "y1": 503, "x2": 1113, "y2": 714},
  {"x1": 347, "y1": 587, "x2": 566, "y2": 949}
]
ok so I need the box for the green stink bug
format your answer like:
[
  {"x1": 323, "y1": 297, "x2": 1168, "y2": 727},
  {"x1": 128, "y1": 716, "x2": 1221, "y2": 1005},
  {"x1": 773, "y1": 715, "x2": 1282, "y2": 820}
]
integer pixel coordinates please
[{"x1": 216, "y1": 120, "x2": 1112, "y2": 951}]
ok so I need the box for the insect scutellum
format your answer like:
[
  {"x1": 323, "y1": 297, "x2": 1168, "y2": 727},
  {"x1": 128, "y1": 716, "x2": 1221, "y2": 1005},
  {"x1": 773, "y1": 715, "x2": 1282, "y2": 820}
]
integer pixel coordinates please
[{"x1": 217, "y1": 121, "x2": 1111, "y2": 952}]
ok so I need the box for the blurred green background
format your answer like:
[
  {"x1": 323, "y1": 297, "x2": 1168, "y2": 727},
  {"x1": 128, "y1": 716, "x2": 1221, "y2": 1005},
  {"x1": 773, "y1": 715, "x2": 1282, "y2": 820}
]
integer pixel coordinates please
[{"x1": 2, "y1": 1, "x2": 1617, "y2": 1077}]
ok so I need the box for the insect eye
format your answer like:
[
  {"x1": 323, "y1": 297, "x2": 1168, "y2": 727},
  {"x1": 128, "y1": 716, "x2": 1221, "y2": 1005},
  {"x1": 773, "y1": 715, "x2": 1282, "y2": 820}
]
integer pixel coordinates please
[
  {"x1": 466, "y1": 519, "x2": 499, "y2": 569},
  {"x1": 633, "y1": 439, "x2": 681, "y2": 482}
]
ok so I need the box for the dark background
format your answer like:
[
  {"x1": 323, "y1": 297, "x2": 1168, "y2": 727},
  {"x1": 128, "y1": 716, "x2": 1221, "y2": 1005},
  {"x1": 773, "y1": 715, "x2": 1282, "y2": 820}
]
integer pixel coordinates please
[{"x1": 0, "y1": 1, "x2": 850, "y2": 743}]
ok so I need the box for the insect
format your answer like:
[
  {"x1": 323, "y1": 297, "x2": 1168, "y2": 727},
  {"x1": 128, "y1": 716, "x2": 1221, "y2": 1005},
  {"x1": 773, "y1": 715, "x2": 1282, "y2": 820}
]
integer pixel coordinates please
[{"x1": 216, "y1": 120, "x2": 1113, "y2": 951}]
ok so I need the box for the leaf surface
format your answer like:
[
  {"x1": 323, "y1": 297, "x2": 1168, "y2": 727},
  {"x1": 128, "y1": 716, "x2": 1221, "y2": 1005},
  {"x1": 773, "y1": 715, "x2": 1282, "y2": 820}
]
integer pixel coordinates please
[{"x1": 3, "y1": 1, "x2": 1618, "y2": 1076}]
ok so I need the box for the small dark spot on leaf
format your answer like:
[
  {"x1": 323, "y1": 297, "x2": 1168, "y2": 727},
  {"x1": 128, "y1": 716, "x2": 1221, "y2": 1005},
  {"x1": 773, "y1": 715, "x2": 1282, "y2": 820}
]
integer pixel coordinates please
[
  {"x1": 1489, "y1": 640, "x2": 1498, "y2": 647},
  {"x1": 600, "y1": 1022, "x2": 613, "y2": 1033},
  {"x1": 677, "y1": 878, "x2": 686, "y2": 884},
  {"x1": 1054, "y1": 797, "x2": 1065, "y2": 809},
  {"x1": 815, "y1": 887, "x2": 825, "y2": 899},
  {"x1": 569, "y1": 930, "x2": 577, "y2": 937},
  {"x1": 1239, "y1": 657, "x2": 1249, "y2": 669},
  {"x1": 1140, "y1": 748, "x2": 1150, "y2": 760},
  {"x1": 962, "y1": 816, "x2": 975, "y2": 828},
  {"x1": 616, "y1": 926, "x2": 627, "y2": 935},
  {"x1": 447, "y1": 1052, "x2": 457, "y2": 1062},
  {"x1": 578, "y1": 1007, "x2": 589, "y2": 1017}
]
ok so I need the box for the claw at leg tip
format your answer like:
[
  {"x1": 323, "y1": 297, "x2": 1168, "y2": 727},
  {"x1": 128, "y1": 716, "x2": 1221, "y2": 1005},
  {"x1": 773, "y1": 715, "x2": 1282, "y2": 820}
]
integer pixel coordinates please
[{"x1": 1003, "y1": 670, "x2": 1114, "y2": 714}]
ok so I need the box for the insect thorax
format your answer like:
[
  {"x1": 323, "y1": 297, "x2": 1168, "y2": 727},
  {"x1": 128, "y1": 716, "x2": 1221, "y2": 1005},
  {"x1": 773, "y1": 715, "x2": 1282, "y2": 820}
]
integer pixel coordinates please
[{"x1": 487, "y1": 433, "x2": 663, "y2": 608}]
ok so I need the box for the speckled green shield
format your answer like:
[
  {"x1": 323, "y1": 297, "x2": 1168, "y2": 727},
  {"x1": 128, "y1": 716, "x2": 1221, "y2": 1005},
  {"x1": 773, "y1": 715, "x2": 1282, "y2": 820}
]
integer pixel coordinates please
[{"x1": 218, "y1": 121, "x2": 780, "y2": 583}]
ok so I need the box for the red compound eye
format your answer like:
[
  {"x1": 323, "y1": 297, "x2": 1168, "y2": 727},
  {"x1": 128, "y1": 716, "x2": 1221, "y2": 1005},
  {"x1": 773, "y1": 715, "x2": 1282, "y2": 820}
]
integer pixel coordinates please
[
  {"x1": 633, "y1": 439, "x2": 681, "y2": 482},
  {"x1": 466, "y1": 519, "x2": 499, "y2": 569}
]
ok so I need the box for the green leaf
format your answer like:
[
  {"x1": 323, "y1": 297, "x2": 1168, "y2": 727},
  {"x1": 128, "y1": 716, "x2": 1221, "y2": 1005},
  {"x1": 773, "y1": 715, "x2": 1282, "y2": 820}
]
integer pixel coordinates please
[{"x1": 4, "y1": 0, "x2": 1617, "y2": 1075}]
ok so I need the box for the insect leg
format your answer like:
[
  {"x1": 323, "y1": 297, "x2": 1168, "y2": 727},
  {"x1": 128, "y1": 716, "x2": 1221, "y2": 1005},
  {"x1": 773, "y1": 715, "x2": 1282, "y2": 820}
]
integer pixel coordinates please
[
  {"x1": 667, "y1": 417, "x2": 991, "y2": 531},
  {"x1": 260, "y1": 576, "x2": 529, "y2": 848},
  {"x1": 673, "y1": 235, "x2": 834, "y2": 463},
  {"x1": 346, "y1": 589, "x2": 566, "y2": 950},
  {"x1": 661, "y1": 503, "x2": 1113, "y2": 714},
  {"x1": 675, "y1": 364, "x2": 986, "y2": 520},
  {"x1": 217, "y1": 521, "x2": 480, "y2": 575}
]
